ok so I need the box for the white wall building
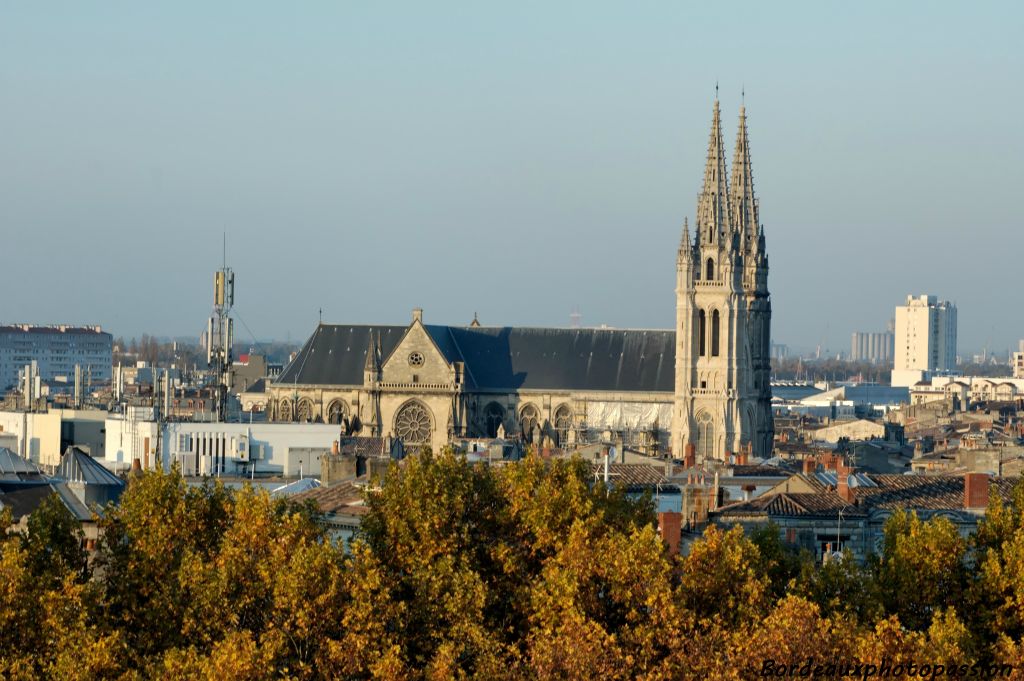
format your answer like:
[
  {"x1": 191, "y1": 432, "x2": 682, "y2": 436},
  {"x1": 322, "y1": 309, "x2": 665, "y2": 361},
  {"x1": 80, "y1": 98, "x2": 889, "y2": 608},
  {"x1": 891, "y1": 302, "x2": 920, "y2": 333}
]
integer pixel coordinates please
[
  {"x1": 103, "y1": 413, "x2": 340, "y2": 478},
  {"x1": 1013, "y1": 340, "x2": 1024, "y2": 379},
  {"x1": 891, "y1": 295, "x2": 957, "y2": 387}
]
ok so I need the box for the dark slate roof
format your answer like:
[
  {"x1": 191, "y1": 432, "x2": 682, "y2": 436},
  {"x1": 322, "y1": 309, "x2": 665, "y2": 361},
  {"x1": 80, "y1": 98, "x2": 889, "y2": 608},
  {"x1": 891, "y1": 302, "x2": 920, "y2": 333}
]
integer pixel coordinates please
[
  {"x1": 0, "y1": 484, "x2": 56, "y2": 519},
  {"x1": 52, "y1": 447, "x2": 125, "y2": 488},
  {"x1": 730, "y1": 464, "x2": 792, "y2": 478},
  {"x1": 276, "y1": 323, "x2": 675, "y2": 393},
  {"x1": 277, "y1": 325, "x2": 406, "y2": 387},
  {"x1": 244, "y1": 378, "x2": 267, "y2": 394}
]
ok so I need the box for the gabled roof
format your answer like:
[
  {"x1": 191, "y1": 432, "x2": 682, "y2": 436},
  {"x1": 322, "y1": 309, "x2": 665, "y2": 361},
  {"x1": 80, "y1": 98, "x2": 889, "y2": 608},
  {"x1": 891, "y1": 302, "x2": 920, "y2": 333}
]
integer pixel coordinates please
[
  {"x1": 275, "y1": 323, "x2": 676, "y2": 393},
  {"x1": 52, "y1": 447, "x2": 125, "y2": 488}
]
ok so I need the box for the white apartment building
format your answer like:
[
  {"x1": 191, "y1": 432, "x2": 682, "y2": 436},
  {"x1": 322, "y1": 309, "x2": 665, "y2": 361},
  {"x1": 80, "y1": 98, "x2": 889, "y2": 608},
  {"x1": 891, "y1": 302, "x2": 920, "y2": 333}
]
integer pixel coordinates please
[
  {"x1": 0, "y1": 325, "x2": 112, "y2": 391},
  {"x1": 891, "y1": 295, "x2": 957, "y2": 387},
  {"x1": 1013, "y1": 340, "x2": 1024, "y2": 379}
]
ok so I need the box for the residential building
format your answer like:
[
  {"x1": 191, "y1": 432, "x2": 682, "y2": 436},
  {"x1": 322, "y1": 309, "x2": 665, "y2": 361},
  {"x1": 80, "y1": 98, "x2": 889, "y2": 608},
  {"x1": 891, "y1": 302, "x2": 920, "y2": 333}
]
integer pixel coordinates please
[
  {"x1": 713, "y1": 468, "x2": 1012, "y2": 562},
  {"x1": 0, "y1": 325, "x2": 112, "y2": 391},
  {"x1": 891, "y1": 296, "x2": 957, "y2": 387}
]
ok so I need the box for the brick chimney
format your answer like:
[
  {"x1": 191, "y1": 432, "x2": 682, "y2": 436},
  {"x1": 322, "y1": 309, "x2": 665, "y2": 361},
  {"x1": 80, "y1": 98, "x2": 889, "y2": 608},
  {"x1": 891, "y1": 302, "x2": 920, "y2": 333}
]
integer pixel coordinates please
[
  {"x1": 836, "y1": 464, "x2": 855, "y2": 503},
  {"x1": 658, "y1": 511, "x2": 682, "y2": 555},
  {"x1": 964, "y1": 473, "x2": 989, "y2": 510},
  {"x1": 684, "y1": 443, "x2": 696, "y2": 469},
  {"x1": 737, "y1": 451, "x2": 749, "y2": 466},
  {"x1": 802, "y1": 458, "x2": 816, "y2": 475}
]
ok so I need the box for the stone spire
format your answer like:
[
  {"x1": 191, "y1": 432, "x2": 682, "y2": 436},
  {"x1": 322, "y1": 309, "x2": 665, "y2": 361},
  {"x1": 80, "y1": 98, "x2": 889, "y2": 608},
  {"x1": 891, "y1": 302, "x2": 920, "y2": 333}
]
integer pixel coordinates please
[
  {"x1": 677, "y1": 217, "x2": 692, "y2": 265},
  {"x1": 730, "y1": 104, "x2": 759, "y2": 252},
  {"x1": 695, "y1": 100, "x2": 731, "y2": 248},
  {"x1": 364, "y1": 331, "x2": 379, "y2": 373}
]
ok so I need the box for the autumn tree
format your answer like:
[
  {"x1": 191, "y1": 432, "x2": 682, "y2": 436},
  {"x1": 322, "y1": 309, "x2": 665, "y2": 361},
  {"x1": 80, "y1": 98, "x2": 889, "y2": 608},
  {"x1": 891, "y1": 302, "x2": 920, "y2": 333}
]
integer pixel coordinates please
[{"x1": 873, "y1": 509, "x2": 968, "y2": 631}]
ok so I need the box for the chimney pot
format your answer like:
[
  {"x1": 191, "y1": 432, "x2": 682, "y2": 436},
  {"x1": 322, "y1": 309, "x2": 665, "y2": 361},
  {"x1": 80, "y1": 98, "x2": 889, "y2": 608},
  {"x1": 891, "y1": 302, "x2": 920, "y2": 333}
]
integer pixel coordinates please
[
  {"x1": 658, "y1": 511, "x2": 682, "y2": 555},
  {"x1": 964, "y1": 473, "x2": 989, "y2": 510}
]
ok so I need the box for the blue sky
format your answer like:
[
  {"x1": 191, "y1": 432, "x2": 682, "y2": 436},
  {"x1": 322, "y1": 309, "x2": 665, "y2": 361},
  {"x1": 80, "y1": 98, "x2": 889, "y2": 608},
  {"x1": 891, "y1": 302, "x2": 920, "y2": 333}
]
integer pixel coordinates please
[{"x1": 1, "y1": 2, "x2": 1020, "y2": 355}]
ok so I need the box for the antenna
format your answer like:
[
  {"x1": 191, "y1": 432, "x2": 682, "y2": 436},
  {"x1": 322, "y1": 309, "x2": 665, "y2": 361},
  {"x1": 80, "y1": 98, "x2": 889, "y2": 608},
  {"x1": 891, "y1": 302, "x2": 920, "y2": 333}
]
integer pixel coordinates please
[
  {"x1": 715, "y1": 80, "x2": 719, "y2": 100},
  {"x1": 208, "y1": 250, "x2": 235, "y2": 423}
]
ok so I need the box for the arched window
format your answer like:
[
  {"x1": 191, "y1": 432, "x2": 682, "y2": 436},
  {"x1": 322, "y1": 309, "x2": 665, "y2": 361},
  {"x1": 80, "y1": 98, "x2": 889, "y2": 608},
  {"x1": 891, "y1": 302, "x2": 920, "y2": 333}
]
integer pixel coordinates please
[
  {"x1": 395, "y1": 401, "x2": 432, "y2": 445},
  {"x1": 327, "y1": 400, "x2": 346, "y2": 425},
  {"x1": 278, "y1": 399, "x2": 292, "y2": 422},
  {"x1": 698, "y1": 310, "x2": 706, "y2": 357},
  {"x1": 554, "y1": 405, "x2": 572, "y2": 446},
  {"x1": 696, "y1": 412, "x2": 714, "y2": 461},
  {"x1": 706, "y1": 258, "x2": 714, "y2": 281},
  {"x1": 711, "y1": 310, "x2": 720, "y2": 357},
  {"x1": 520, "y1": 404, "x2": 540, "y2": 443},
  {"x1": 297, "y1": 399, "x2": 314, "y2": 423},
  {"x1": 483, "y1": 402, "x2": 505, "y2": 438}
]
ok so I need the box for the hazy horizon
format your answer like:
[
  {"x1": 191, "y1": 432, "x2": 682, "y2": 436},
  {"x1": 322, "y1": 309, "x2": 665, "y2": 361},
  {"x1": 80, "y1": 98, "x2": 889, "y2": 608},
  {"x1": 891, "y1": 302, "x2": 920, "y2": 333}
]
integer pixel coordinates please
[{"x1": 2, "y1": 3, "x2": 1020, "y2": 356}]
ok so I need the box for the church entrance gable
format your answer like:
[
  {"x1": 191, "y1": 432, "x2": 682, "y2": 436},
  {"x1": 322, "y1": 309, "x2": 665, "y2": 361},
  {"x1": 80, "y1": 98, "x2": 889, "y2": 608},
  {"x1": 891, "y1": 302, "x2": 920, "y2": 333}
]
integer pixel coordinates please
[{"x1": 380, "y1": 316, "x2": 453, "y2": 387}]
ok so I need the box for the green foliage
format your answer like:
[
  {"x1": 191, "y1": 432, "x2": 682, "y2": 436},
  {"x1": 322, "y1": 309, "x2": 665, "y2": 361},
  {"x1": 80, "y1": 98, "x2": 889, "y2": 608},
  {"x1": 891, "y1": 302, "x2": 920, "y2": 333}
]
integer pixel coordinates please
[
  {"x1": 3, "y1": 451, "x2": 1024, "y2": 677},
  {"x1": 21, "y1": 492, "x2": 88, "y2": 586}
]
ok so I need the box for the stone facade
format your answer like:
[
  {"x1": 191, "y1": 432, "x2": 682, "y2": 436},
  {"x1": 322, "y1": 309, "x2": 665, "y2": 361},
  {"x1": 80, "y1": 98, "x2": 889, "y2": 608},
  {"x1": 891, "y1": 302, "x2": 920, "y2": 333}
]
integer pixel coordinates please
[
  {"x1": 268, "y1": 101, "x2": 773, "y2": 459},
  {"x1": 672, "y1": 101, "x2": 773, "y2": 462}
]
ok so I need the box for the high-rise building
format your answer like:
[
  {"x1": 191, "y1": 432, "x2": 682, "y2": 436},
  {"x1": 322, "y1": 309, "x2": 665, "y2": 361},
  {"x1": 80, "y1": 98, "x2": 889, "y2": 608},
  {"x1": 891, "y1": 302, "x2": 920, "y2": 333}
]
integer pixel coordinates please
[
  {"x1": 672, "y1": 100, "x2": 773, "y2": 461},
  {"x1": 1012, "y1": 340, "x2": 1024, "y2": 379},
  {"x1": 850, "y1": 331, "x2": 894, "y2": 363},
  {"x1": 891, "y1": 295, "x2": 957, "y2": 387},
  {"x1": 0, "y1": 325, "x2": 113, "y2": 392}
]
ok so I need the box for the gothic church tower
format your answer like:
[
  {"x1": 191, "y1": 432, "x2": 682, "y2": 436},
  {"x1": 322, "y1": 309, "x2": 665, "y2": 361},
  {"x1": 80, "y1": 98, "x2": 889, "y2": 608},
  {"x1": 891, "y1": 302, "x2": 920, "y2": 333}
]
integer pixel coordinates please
[{"x1": 673, "y1": 99, "x2": 773, "y2": 462}]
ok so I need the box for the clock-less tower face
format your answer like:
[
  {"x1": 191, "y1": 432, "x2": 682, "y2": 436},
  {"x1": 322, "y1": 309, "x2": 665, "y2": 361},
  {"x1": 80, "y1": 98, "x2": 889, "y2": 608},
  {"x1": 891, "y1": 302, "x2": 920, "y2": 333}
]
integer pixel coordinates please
[{"x1": 672, "y1": 100, "x2": 773, "y2": 462}]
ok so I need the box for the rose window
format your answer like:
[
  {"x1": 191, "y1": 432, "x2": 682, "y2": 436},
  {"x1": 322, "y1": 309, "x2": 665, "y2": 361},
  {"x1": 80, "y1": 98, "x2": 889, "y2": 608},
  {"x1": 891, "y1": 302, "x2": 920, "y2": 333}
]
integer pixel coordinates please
[{"x1": 395, "y1": 402, "x2": 432, "y2": 444}]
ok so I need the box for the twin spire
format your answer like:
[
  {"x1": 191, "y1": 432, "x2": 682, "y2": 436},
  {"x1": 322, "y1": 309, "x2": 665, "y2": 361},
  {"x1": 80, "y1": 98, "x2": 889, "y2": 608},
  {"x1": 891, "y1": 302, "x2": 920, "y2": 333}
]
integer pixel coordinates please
[{"x1": 685, "y1": 99, "x2": 761, "y2": 256}]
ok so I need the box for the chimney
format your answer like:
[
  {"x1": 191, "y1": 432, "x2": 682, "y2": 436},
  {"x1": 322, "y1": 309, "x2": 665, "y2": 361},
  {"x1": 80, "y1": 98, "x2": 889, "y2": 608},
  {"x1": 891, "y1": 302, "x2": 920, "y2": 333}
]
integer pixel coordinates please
[
  {"x1": 964, "y1": 473, "x2": 989, "y2": 510},
  {"x1": 684, "y1": 442, "x2": 696, "y2": 469},
  {"x1": 412, "y1": 308, "x2": 423, "y2": 323},
  {"x1": 802, "y1": 458, "x2": 816, "y2": 475},
  {"x1": 737, "y1": 451, "x2": 749, "y2": 466},
  {"x1": 332, "y1": 440, "x2": 340, "y2": 456},
  {"x1": 658, "y1": 511, "x2": 682, "y2": 555},
  {"x1": 836, "y1": 464, "x2": 854, "y2": 503}
]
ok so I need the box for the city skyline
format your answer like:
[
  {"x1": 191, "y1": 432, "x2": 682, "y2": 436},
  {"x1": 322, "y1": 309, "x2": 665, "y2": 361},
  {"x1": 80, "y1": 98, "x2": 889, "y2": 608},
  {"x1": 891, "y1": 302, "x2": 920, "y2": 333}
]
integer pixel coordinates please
[{"x1": 1, "y1": 3, "x2": 1020, "y2": 352}]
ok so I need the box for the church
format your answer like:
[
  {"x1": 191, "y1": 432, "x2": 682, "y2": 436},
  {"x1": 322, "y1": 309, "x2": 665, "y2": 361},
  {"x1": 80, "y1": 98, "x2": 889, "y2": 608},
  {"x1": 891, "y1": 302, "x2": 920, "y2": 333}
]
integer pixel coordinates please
[{"x1": 267, "y1": 99, "x2": 773, "y2": 462}]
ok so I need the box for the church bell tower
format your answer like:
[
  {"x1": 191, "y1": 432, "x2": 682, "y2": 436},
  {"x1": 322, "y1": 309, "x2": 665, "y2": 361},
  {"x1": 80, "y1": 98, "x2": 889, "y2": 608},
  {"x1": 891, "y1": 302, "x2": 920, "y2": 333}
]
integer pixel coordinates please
[{"x1": 673, "y1": 98, "x2": 773, "y2": 463}]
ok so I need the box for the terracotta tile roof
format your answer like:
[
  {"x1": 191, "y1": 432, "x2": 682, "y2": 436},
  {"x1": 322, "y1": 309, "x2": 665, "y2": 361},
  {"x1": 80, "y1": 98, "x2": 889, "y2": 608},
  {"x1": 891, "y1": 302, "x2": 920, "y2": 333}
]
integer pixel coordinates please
[
  {"x1": 716, "y1": 473, "x2": 1021, "y2": 519},
  {"x1": 290, "y1": 480, "x2": 366, "y2": 514},
  {"x1": 589, "y1": 463, "x2": 669, "y2": 487},
  {"x1": 718, "y1": 492, "x2": 865, "y2": 519},
  {"x1": 339, "y1": 437, "x2": 388, "y2": 458}
]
